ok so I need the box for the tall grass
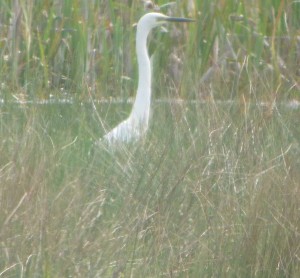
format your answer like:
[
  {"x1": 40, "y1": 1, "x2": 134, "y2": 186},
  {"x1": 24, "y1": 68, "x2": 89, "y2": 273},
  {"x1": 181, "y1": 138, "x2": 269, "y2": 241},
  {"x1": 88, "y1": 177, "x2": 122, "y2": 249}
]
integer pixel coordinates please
[
  {"x1": 1, "y1": 100, "x2": 299, "y2": 276},
  {"x1": 0, "y1": 0, "x2": 300, "y2": 277}
]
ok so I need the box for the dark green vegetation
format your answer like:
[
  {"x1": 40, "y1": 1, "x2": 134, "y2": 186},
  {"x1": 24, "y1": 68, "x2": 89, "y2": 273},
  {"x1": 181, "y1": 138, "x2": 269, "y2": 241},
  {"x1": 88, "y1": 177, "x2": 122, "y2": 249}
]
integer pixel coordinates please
[{"x1": 0, "y1": 0, "x2": 300, "y2": 277}]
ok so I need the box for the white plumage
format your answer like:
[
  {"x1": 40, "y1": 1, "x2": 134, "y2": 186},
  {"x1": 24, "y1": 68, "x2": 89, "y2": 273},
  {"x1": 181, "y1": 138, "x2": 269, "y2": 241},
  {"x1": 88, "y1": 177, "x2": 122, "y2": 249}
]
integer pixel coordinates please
[{"x1": 101, "y1": 13, "x2": 193, "y2": 145}]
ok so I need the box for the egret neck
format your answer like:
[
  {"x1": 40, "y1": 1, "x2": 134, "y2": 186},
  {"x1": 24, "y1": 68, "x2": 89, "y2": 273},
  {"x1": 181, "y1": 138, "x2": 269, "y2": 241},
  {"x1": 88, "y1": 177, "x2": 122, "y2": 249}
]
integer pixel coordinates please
[{"x1": 130, "y1": 20, "x2": 152, "y2": 131}]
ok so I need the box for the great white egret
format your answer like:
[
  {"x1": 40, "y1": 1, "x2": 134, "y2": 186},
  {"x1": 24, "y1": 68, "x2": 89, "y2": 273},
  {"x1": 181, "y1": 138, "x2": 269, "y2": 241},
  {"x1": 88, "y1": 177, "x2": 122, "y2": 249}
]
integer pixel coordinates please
[{"x1": 101, "y1": 12, "x2": 193, "y2": 145}]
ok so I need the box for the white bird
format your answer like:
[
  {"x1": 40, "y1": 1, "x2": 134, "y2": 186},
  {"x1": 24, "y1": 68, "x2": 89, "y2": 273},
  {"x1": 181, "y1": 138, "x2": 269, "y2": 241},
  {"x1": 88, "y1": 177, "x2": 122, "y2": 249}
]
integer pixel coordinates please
[{"x1": 102, "y1": 12, "x2": 193, "y2": 145}]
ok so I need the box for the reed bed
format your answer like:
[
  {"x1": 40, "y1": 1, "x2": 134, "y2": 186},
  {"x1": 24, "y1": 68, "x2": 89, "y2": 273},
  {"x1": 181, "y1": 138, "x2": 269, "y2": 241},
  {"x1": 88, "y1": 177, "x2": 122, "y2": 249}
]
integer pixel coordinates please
[{"x1": 0, "y1": 0, "x2": 299, "y2": 277}]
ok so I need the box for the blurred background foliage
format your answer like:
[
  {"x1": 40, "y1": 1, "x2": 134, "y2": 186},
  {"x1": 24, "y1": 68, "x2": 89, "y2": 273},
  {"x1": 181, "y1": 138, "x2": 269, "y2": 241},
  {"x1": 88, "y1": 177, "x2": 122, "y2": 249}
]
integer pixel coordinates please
[{"x1": 0, "y1": 0, "x2": 299, "y2": 101}]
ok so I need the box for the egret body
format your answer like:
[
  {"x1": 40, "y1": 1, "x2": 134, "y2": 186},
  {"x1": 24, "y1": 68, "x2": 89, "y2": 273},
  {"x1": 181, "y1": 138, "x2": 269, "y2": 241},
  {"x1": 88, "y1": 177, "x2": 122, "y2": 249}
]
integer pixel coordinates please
[{"x1": 102, "y1": 13, "x2": 193, "y2": 145}]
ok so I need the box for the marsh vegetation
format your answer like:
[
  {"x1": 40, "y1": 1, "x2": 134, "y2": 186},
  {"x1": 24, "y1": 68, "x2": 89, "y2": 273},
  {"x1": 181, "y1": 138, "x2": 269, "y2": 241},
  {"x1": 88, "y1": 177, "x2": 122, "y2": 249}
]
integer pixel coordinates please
[{"x1": 0, "y1": 0, "x2": 299, "y2": 277}]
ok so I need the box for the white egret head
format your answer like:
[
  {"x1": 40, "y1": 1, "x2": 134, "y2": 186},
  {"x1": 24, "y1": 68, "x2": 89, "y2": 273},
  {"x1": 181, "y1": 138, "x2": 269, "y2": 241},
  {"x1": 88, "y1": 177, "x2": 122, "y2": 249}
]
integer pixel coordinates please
[{"x1": 137, "y1": 12, "x2": 194, "y2": 33}]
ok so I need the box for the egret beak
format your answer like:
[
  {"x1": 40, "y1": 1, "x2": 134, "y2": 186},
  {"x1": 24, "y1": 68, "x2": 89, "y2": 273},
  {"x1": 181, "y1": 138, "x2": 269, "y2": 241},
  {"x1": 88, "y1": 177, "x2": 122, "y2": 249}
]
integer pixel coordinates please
[{"x1": 163, "y1": 16, "x2": 195, "y2": 23}]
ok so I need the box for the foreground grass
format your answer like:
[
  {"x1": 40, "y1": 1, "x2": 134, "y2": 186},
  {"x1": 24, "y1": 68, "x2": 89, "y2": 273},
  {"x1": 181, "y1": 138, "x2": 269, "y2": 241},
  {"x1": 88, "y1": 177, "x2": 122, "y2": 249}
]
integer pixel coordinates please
[{"x1": 0, "y1": 100, "x2": 299, "y2": 277}]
